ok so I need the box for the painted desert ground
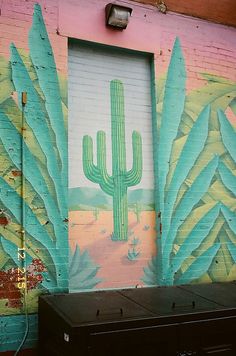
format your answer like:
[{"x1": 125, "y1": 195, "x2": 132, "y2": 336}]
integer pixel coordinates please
[{"x1": 69, "y1": 211, "x2": 157, "y2": 289}]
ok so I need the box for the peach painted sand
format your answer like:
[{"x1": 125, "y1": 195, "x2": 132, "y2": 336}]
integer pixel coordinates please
[{"x1": 69, "y1": 211, "x2": 157, "y2": 289}]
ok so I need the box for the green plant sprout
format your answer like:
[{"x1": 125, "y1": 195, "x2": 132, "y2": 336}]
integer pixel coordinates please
[{"x1": 127, "y1": 247, "x2": 140, "y2": 261}]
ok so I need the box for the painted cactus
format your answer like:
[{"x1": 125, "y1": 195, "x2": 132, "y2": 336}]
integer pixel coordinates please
[{"x1": 83, "y1": 80, "x2": 142, "y2": 241}]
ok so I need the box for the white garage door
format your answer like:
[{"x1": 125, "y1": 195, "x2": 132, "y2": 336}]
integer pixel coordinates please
[
  {"x1": 68, "y1": 41, "x2": 154, "y2": 191},
  {"x1": 68, "y1": 40, "x2": 155, "y2": 290}
]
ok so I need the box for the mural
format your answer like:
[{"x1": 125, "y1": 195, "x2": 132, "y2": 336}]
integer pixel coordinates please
[
  {"x1": 69, "y1": 244, "x2": 102, "y2": 291},
  {"x1": 68, "y1": 42, "x2": 156, "y2": 290},
  {"x1": 69, "y1": 37, "x2": 236, "y2": 291},
  {"x1": 0, "y1": 3, "x2": 68, "y2": 317},
  {"x1": 83, "y1": 79, "x2": 142, "y2": 241},
  {"x1": 0, "y1": 0, "x2": 235, "y2": 351},
  {"x1": 143, "y1": 38, "x2": 236, "y2": 286}
]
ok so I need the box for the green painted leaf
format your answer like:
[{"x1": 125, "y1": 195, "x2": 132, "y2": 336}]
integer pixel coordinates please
[
  {"x1": 69, "y1": 245, "x2": 102, "y2": 290},
  {"x1": 0, "y1": 111, "x2": 66, "y2": 245},
  {"x1": 218, "y1": 109, "x2": 236, "y2": 165},
  {"x1": 1, "y1": 236, "x2": 32, "y2": 266},
  {"x1": 10, "y1": 44, "x2": 66, "y2": 219},
  {"x1": 185, "y1": 84, "x2": 236, "y2": 119},
  {"x1": 175, "y1": 243, "x2": 220, "y2": 285},
  {"x1": 0, "y1": 56, "x2": 14, "y2": 104},
  {"x1": 1, "y1": 98, "x2": 46, "y2": 165},
  {"x1": 142, "y1": 266, "x2": 157, "y2": 286},
  {"x1": 164, "y1": 105, "x2": 210, "y2": 242},
  {"x1": 162, "y1": 155, "x2": 218, "y2": 273},
  {"x1": 29, "y1": 4, "x2": 67, "y2": 186},
  {"x1": 157, "y1": 37, "x2": 186, "y2": 213},
  {"x1": 208, "y1": 237, "x2": 233, "y2": 281},
  {"x1": 200, "y1": 73, "x2": 236, "y2": 85},
  {"x1": 218, "y1": 160, "x2": 236, "y2": 197},
  {"x1": 227, "y1": 241, "x2": 236, "y2": 264},
  {"x1": 167, "y1": 203, "x2": 220, "y2": 281},
  {"x1": 0, "y1": 223, "x2": 57, "y2": 282},
  {"x1": 221, "y1": 205, "x2": 236, "y2": 234},
  {"x1": 0, "y1": 177, "x2": 68, "y2": 284},
  {"x1": 0, "y1": 237, "x2": 12, "y2": 269}
]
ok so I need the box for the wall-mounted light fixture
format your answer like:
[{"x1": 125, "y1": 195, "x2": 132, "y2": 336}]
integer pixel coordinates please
[{"x1": 105, "y1": 3, "x2": 133, "y2": 30}]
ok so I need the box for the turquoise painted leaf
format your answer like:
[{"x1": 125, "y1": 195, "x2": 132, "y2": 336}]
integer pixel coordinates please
[
  {"x1": 0, "y1": 111, "x2": 65, "y2": 246},
  {"x1": 29, "y1": 4, "x2": 67, "y2": 186},
  {"x1": 218, "y1": 161, "x2": 236, "y2": 197},
  {"x1": 0, "y1": 177, "x2": 53, "y2": 249},
  {"x1": 158, "y1": 37, "x2": 186, "y2": 213},
  {"x1": 221, "y1": 205, "x2": 236, "y2": 234},
  {"x1": 1, "y1": 236, "x2": 32, "y2": 267},
  {"x1": 0, "y1": 177, "x2": 66, "y2": 282},
  {"x1": 200, "y1": 73, "x2": 236, "y2": 84},
  {"x1": 69, "y1": 245, "x2": 80, "y2": 278},
  {"x1": 69, "y1": 247, "x2": 92, "y2": 278},
  {"x1": 227, "y1": 241, "x2": 236, "y2": 263},
  {"x1": 142, "y1": 257, "x2": 160, "y2": 286},
  {"x1": 75, "y1": 268, "x2": 100, "y2": 285},
  {"x1": 69, "y1": 245, "x2": 102, "y2": 290},
  {"x1": 167, "y1": 203, "x2": 220, "y2": 281},
  {"x1": 10, "y1": 44, "x2": 66, "y2": 219},
  {"x1": 164, "y1": 105, "x2": 210, "y2": 242},
  {"x1": 142, "y1": 266, "x2": 157, "y2": 285},
  {"x1": 70, "y1": 279, "x2": 101, "y2": 291},
  {"x1": 141, "y1": 274, "x2": 156, "y2": 286},
  {"x1": 162, "y1": 155, "x2": 219, "y2": 273},
  {"x1": 175, "y1": 243, "x2": 220, "y2": 285},
  {"x1": 218, "y1": 109, "x2": 236, "y2": 165}
]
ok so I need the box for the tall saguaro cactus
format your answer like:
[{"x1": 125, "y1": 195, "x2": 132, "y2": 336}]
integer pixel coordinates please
[{"x1": 83, "y1": 80, "x2": 142, "y2": 241}]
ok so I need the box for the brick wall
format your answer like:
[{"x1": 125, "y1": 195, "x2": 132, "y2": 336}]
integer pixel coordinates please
[
  {"x1": 0, "y1": 0, "x2": 236, "y2": 352},
  {"x1": 129, "y1": 0, "x2": 236, "y2": 27},
  {"x1": 0, "y1": 0, "x2": 68, "y2": 352}
]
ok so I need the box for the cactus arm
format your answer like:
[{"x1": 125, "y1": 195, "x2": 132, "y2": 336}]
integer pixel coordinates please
[
  {"x1": 83, "y1": 134, "x2": 114, "y2": 196},
  {"x1": 82, "y1": 135, "x2": 100, "y2": 183},
  {"x1": 97, "y1": 131, "x2": 114, "y2": 196},
  {"x1": 126, "y1": 131, "x2": 142, "y2": 187}
]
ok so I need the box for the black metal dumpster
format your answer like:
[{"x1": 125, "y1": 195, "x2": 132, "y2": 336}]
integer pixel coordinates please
[{"x1": 38, "y1": 282, "x2": 236, "y2": 355}]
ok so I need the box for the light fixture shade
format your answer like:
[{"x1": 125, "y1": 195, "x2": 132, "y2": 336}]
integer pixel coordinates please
[{"x1": 105, "y1": 3, "x2": 132, "y2": 29}]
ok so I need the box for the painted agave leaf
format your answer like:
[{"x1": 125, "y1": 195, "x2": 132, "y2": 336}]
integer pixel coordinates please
[
  {"x1": 227, "y1": 241, "x2": 236, "y2": 263},
  {"x1": 157, "y1": 37, "x2": 186, "y2": 215},
  {"x1": 0, "y1": 4, "x2": 69, "y2": 311},
  {"x1": 218, "y1": 109, "x2": 236, "y2": 165},
  {"x1": 143, "y1": 37, "x2": 236, "y2": 286},
  {"x1": 165, "y1": 203, "x2": 221, "y2": 283},
  {"x1": 175, "y1": 243, "x2": 221, "y2": 285},
  {"x1": 69, "y1": 245, "x2": 102, "y2": 291}
]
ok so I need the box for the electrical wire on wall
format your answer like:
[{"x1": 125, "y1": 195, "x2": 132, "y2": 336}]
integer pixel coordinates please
[{"x1": 14, "y1": 92, "x2": 29, "y2": 356}]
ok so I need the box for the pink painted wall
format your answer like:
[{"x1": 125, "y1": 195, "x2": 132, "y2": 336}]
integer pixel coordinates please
[
  {"x1": 58, "y1": 0, "x2": 236, "y2": 91},
  {"x1": 0, "y1": 0, "x2": 236, "y2": 351},
  {"x1": 0, "y1": 0, "x2": 67, "y2": 74}
]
